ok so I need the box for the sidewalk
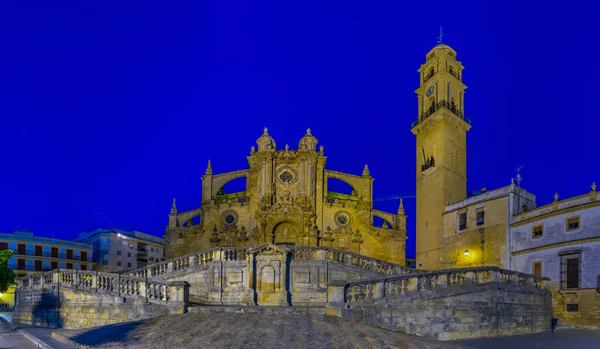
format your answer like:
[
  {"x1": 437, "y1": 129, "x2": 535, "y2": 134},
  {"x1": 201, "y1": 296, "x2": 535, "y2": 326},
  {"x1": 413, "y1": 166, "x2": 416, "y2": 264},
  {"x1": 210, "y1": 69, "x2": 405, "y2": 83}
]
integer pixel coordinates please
[{"x1": 0, "y1": 312, "x2": 76, "y2": 349}]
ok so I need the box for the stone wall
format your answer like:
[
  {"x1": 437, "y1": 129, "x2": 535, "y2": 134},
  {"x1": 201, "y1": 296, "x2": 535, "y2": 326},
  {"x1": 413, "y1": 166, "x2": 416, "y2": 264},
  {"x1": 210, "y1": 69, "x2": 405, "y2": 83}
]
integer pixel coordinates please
[
  {"x1": 13, "y1": 287, "x2": 172, "y2": 329},
  {"x1": 327, "y1": 267, "x2": 552, "y2": 341},
  {"x1": 12, "y1": 269, "x2": 189, "y2": 329}
]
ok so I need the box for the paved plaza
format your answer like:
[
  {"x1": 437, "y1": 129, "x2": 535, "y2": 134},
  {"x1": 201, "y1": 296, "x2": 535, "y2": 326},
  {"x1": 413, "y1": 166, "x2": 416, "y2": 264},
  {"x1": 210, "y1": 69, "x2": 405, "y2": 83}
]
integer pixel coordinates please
[{"x1": 453, "y1": 329, "x2": 600, "y2": 349}]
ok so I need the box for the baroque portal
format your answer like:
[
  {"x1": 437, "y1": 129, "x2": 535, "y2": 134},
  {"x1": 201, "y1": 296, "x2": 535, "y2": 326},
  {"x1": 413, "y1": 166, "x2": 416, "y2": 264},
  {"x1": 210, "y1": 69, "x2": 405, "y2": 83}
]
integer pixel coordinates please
[{"x1": 165, "y1": 128, "x2": 406, "y2": 265}]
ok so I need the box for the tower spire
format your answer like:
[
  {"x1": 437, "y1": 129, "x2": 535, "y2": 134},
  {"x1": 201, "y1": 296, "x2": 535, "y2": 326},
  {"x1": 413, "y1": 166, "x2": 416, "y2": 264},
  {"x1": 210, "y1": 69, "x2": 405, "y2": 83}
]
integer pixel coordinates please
[
  {"x1": 205, "y1": 159, "x2": 213, "y2": 175},
  {"x1": 170, "y1": 198, "x2": 178, "y2": 215},
  {"x1": 398, "y1": 198, "x2": 405, "y2": 215},
  {"x1": 362, "y1": 164, "x2": 370, "y2": 177},
  {"x1": 437, "y1": 26, "x2": 444, "y2": 44}
]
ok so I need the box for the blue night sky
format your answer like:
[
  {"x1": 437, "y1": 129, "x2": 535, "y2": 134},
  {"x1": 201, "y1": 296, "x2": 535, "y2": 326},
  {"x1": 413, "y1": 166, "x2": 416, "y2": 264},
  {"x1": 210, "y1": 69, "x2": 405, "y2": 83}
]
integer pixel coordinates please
[{"x1": 0, "y1": 1, "x2": 598, "y2": 258}]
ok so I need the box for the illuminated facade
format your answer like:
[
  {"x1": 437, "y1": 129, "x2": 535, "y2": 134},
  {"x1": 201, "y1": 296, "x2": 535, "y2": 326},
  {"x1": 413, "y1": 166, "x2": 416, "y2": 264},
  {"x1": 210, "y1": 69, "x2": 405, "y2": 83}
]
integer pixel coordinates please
[
  {"x1": 0, "y1": 230, "x2": 95, "y2": 308},
  {"x1": 165, "y1": 128, "x2": 406, "y2": 265},
  {"x1": 411, "y1": 43, "x2": 471, "y2": 269}
]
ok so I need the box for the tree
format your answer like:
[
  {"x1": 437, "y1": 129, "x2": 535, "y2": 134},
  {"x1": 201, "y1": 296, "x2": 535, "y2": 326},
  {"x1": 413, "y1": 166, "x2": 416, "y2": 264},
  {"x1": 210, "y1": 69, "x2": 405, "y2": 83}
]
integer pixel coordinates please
[{"x1": 0, "y1": 250, "x2": 16, "y2": 293}]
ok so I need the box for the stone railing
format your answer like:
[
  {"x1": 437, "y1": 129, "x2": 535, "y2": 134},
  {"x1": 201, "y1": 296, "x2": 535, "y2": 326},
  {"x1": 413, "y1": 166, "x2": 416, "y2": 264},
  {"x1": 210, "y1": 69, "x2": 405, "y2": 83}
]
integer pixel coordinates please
[
  {"x1": 326, "y1": 266, "x2": 549, "y2": 307},
  {"x1": 17, "y1": 269, "x2": 188, "y2": 307},
  {"x1": 126, "y1": 244, "x2": 416, "y2": 279}
]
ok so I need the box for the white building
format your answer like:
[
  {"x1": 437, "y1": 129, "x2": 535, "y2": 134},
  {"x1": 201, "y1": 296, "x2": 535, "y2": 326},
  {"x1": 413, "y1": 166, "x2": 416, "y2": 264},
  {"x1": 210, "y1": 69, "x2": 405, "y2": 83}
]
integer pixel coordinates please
[
  {"x1": 74, "y1": 229, "x2": 166, "y2": 272},
  {"x1": 511, "y1": 183, "x2": 600, "y2": 326}
]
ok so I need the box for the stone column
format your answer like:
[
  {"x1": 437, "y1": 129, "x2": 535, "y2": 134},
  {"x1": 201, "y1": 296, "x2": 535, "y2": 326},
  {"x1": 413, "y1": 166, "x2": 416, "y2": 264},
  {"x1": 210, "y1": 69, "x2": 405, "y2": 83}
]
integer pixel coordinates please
[{"x1": 326, "y1": 280, "x2": 348, "y2": 317}]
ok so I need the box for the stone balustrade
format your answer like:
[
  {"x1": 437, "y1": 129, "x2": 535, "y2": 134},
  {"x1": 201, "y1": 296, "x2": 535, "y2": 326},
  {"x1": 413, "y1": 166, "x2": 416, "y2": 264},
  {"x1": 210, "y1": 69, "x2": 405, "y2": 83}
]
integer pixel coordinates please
[
  {"x1": 331, "y1": 266, "x2": 549, "y2": 306},
  {"x1": 126, "y1": 244, "x2": 416, "y2": 280},
  {"x1": 17, "y1": 269, "x2": 188, "y2": 307},
  {"x1": 326, "y1": 266, "x2": 552, "y2": 341}
]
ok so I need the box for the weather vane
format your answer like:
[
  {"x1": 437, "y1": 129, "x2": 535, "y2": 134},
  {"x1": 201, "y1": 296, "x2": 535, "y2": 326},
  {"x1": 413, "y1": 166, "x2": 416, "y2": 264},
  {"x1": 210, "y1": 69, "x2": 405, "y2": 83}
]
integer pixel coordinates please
[
  {"x1": 515, "y1": 165, "x2": 525, "y2": 186},
  {"x1": 437, "y1": 27, "x2": 444, "y2": 44}
]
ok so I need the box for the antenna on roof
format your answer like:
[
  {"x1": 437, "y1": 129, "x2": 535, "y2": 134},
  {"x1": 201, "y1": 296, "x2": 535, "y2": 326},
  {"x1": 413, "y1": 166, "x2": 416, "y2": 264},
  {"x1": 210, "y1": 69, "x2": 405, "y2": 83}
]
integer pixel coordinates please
[
  {"x1": 437, "y1": 27, "x2": 444, "y2": 44},
  {"x1": 515, "y1": 165, "x2": 525, "y2": 186}
]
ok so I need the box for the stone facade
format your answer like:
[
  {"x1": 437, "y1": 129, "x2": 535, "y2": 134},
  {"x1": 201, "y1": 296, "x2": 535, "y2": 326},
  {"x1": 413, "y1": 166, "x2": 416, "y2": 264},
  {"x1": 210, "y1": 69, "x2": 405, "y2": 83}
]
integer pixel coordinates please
[
  {"x1": 511, "y1": 186, "x2": 600, "y2": 328},
  {"x1": 165, "y1": 128, "x2": 406, "y2": 265}
]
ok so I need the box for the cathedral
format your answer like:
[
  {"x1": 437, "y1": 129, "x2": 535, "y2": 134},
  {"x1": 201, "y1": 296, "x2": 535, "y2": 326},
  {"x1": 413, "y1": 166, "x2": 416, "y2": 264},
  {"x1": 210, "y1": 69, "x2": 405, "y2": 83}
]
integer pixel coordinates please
[{"x1": 165, "y1": 128, "x2": 407, "y2": 265}]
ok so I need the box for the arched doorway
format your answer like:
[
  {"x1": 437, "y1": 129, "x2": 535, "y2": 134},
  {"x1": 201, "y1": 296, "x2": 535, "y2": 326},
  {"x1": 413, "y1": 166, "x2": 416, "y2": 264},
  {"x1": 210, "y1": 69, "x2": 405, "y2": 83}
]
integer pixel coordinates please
[{"x1": 273, "y1": 222, "x2": 298, "y2": 246}]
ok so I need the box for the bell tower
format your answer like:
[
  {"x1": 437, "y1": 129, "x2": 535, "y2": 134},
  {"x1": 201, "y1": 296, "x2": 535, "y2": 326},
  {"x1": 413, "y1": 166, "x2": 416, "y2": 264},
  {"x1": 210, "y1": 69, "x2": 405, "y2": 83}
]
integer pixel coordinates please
[{"x1": 411, "y1": 42, "x2": 471, "y2": 270}]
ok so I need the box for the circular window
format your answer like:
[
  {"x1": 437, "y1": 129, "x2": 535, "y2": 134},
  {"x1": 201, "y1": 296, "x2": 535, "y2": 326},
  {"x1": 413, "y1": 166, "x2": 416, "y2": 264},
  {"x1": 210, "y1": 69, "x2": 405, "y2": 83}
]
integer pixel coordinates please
[
  {"x1": 276, "y1": 166, "x2": 298, "y2": 184},
  {"x1": 279, "y1": 171, "x2": 293, "y2": 183},
  {"x1": 334, "y1": 211, "x2": 351, "y2": 227},
  {"x1": 221, "y1": 210, "x2": 238, "y2": 226}
]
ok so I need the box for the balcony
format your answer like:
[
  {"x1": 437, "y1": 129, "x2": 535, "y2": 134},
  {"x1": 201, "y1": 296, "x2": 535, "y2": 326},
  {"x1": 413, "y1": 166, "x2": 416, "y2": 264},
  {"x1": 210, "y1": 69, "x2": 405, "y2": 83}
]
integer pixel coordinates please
[
  {"x1": 421, "y1": 157, "x2": 435, "y2": 172},
  {"x1": 411, "y1": 100, "x2": 471, "y2": 128}
]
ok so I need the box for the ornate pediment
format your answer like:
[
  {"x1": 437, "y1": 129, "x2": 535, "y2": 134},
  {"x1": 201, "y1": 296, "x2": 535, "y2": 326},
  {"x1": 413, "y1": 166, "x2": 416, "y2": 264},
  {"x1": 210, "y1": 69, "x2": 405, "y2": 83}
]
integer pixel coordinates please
[{"x1": 249, "y1": 243, "x2": 290, "y2": 255}]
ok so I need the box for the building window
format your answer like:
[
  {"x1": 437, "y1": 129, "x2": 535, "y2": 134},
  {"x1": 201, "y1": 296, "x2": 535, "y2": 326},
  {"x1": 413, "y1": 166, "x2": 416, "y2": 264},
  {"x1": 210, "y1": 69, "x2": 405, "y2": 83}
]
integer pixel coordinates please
[
  {"x1": 81, "y1": 251, "x2": 88, "y2": 261},
  {"x1": 532, "y1": 261, "x2": 542, "y2": 277},
  {"x1": 81, "y1": 264, "x2": 87, "y2": 271},
  {"x1": 102, "y1": 260, "x2": 108, "y2": 265},
  {"x1": 117, "y1": 261, "x2": 121, "y2": 267},
  {"x1": 476, "y1": 209, "x2": 484, "y2": 226},
  {"x1": 51, "y1": 261, "x2": 58, "y2": 270},
  {"x1": 66, "y1": 249, "x2": 74, "y2": 260},
  {"x1": 128, "y1": 252, "x2": 132, "y2": 257},
  {"x1": 35, "y1": 245, "x2": 42, "y2": 256},
  {"x1": 35, "y1": 260, "x2": 43, "y2": 271},
  {"x1": 458, "y1": 212, "x2": 467, "y2": 231},
  {"x1": 566, "y1": 304, "x2": 579, "y2": 312},
  {"x1": 150, "y1": 257, "x2": 154, "y2": 262},
  {"x1": 17, "y1": 259, "x2": 25, "y2": 270},
  {"x1": 566, "y1": 216, "x2": 580, "y2": 231},
  {"x1": 0, "y1": 242, "x2": 7, "y2": 250},
  {"x1": 127, "y1": 263, "x2": 132, "y2": 268},
  {"x1": 117, "y1": 250, "x2": 122, "y2": 256},
  {"x1": 51, "y1": 247, "x2": 58, "y2": 258},
  {"x1": 532, "y1": 225, "x2": 544, "y2": 239},
  {"x1": 563, "y1": 256, "x2": 580, "y2": 289},
  {"x1": 18, "y1": 244, "x2": 26, "y2": 255},
  {"x1": 66, "y1": 263, "x2": 73, "y2": 269}
]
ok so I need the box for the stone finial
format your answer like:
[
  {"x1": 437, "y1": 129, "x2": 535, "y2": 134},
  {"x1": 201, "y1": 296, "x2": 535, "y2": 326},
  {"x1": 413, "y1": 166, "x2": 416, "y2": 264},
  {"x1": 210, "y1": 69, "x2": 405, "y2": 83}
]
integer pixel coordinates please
[
  {"x1": 263, "y1": 127, "x2": 269, "y2": 135},
  {"x1": 170, "y1": 198, "x2": 177, "y2": 215},
  {"x1": 250, "y1": 146, "x2": 255, "y2": 154},
  {"x1": 592, "y1": 182, "x2": 597, "y2": 192},
  {"x1": 362, "y1": 164, "x2": 370, "y2": 177},
  {"x1": 285, "y1": 144, "x2": 289, "y2": 151},
  {"x1": 205, "y1": 160, "x2": 213, "y2": 175},
  {"x1": 306, "y1": 128, "x2": 312, "y2": 135},
  {"x1": 554, "y1": 193, "x2": 559, "y2": 202},
  {"x1": 319, "y1": 145, "x2": 324, "y2": 154},
  {"x1": 398, "y1": 198, "x2": 405, "y2": 215},
  {"x1": 511, "y1": 178, "x2": 515, "y2": 185}
]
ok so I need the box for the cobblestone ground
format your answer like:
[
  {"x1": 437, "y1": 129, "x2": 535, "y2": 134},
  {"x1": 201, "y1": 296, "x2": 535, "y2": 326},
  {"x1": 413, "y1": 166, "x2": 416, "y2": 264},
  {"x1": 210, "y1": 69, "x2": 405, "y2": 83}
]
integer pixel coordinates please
[
  {"x1": 55, "y1": 312, "x2": 470, "y2": 349},
  {"x1": 452, "y1": 329, "x2": 600, "y2": 349},
  {"x1": 0, "y1": 318, "x2": 38, "y2": 349}
]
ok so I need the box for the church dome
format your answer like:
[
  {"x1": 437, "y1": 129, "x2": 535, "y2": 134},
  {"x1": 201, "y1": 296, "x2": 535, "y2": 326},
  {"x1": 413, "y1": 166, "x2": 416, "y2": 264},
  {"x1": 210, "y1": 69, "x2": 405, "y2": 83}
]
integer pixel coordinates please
[
  {"x1": 298, "y1": 128, "x2": 318, "y2": 151},
  {"x1": 256, "y1": 127, "x2": 276, "y2": 151}
]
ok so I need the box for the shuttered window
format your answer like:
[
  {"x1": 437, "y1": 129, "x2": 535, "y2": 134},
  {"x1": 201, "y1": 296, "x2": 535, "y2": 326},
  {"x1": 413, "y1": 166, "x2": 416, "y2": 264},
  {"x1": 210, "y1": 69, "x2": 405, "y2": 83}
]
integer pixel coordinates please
[{"x1": 532, "y1": 262, "x2": 542, "y2": 277}]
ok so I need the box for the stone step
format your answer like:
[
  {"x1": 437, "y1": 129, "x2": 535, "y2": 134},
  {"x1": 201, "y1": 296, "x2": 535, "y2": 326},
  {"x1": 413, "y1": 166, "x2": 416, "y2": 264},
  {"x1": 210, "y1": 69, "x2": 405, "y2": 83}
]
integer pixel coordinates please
[{"x1": 187, "y1": 304, "x2": 326, "y2": 316}]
